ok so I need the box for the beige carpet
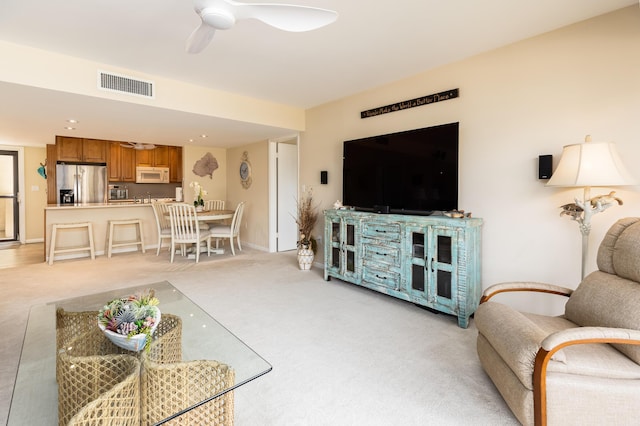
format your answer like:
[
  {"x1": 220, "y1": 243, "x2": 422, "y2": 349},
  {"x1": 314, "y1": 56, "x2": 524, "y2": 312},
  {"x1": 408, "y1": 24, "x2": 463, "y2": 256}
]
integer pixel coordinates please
[{"x1": 0, "y1": 246, "x2": 517, "y2": 425}]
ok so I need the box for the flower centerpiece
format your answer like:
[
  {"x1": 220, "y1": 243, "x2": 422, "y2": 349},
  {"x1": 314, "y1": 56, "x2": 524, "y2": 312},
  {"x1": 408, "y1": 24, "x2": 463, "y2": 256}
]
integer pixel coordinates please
[
  {"x1": 294, "y1": 188, "x2": 319, "y2": 270},
  {"x1": 189, "y1": 181, "x2": 207, "y2": 210},
  {"x1": 97, "y1": 289, "x2": 161, "y2": 352}
]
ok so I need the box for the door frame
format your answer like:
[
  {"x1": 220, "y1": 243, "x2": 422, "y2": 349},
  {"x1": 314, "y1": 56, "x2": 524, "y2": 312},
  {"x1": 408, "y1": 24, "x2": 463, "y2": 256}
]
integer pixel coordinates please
[
  {"x1": 0, "y1": 146, "x2": 26, "y2": 244},
  {"x1": 268, "y1": 134, "x2": 299, "y2": 252}
]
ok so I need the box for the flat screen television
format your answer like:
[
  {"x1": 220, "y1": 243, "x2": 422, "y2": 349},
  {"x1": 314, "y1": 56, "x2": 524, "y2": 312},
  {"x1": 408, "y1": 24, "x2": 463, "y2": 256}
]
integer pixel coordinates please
[{"x1": 343, "y1": 122, "x2": 458, "y2": 215}]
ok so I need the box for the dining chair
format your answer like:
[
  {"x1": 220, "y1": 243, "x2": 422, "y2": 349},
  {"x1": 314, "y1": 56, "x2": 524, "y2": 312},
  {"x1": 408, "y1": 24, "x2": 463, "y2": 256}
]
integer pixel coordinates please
[
  {"x1": 199, "y1": 200, "x2": 226, "y2": 231},
  {"x1": 168, "y1": 204, "x2": 211, "y2": 263},
  {"x1": 151, "y1": 201, "x2": 174, "y2": 256},
  {"x1": 208, "y1": 202, "x2": 245, "y2": 256},
  {"x1": 204, "y1": 200, "x2": 225, "y2": 211}
]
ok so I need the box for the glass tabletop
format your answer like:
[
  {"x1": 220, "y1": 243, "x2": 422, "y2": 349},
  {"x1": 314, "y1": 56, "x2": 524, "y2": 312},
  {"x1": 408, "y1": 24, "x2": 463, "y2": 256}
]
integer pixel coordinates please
[{"x1": 8, "y1": 281, "x2": 272, "y2": 425}]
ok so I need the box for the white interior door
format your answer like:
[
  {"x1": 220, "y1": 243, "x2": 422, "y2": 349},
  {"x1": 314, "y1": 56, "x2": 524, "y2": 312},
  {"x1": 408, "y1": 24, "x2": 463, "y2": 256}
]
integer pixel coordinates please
[{"x1": 276, "y1": 142, "x2": 298, "y2": 251}]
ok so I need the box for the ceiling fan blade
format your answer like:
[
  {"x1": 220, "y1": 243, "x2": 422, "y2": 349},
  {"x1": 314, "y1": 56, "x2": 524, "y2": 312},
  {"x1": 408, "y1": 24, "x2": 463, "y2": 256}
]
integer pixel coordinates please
[
  {"x1": 186, "y1": 22, "x2": 217, "y2": 54},
  {"x1": 143, "y1": 144, "x2": 157, "y2": 150},
  {"x1": 186, "y1": 0, "x2": 337, "y2": 53},
  {"x1": 233, "y1": 2, "x2": 338, "y2": 32},
  {"x1": 120, "y1": 143, "x2": 134, "y2": 149}
]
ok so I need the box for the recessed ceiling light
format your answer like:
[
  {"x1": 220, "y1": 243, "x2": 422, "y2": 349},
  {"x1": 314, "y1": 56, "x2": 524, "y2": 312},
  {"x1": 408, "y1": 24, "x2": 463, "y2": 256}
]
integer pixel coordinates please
[
  {"x1": 66, "y1": 119, "x2": 78, "y2": 124},
  {"x1": 200, "y1": 134, "x2": 208, "y2": 138},
  {"x1": 64, "y1": 126, "x2": 75, "y2": 130},
  {"x1": 189, "y1": 139, "x2": 194, "y2": 142}
]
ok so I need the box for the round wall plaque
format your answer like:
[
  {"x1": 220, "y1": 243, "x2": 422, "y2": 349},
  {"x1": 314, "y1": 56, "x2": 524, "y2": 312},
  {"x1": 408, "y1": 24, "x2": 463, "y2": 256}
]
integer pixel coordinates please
[{"x1": 240, "y1": 151, "x2": 252, "y2": 189}]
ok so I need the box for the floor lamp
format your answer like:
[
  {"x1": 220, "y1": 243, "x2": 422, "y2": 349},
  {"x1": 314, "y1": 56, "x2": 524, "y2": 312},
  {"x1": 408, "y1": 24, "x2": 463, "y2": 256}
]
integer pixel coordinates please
[{"x1": 546, "y1": 135, "x2": 636, "y2": 279}]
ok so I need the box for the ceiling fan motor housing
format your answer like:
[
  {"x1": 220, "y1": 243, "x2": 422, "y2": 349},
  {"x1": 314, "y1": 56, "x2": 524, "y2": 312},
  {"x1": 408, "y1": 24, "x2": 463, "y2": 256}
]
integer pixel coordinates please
[{"x1": 201, "y1": 7, "x2": 236, "y2": 29}]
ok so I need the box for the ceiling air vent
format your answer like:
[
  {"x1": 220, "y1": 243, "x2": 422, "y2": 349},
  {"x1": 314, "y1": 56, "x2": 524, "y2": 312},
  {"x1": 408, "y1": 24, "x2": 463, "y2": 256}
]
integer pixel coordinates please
[{"x1": 97, "y1": 70, "x2": 154, "y2": 99}]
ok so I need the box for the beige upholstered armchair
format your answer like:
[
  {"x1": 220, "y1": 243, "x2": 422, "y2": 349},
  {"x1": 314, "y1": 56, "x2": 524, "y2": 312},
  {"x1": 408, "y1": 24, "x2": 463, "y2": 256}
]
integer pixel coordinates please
[{"x1": 475, "y1": 217, "x2": 640, "y2": 426}]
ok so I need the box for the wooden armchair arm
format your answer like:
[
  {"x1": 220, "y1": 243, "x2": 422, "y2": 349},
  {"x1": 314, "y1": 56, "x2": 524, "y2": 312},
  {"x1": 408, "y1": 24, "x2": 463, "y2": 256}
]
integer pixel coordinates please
[
  {"x1": 533, "y1": 326, "x2": 640, "y2": 426},
  {"x1": 480, "y1": 282, "x2": 573, "y2": 303}
]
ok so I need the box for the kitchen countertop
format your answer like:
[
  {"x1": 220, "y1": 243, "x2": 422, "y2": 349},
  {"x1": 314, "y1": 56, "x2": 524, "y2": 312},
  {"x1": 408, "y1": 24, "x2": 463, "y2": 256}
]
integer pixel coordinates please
[
  {"x1": 45, "y1": 203, "x2": 152, "y2": 210},
  {"x1": 46, "y1": 199, "x2": 176, "y2": 209}
]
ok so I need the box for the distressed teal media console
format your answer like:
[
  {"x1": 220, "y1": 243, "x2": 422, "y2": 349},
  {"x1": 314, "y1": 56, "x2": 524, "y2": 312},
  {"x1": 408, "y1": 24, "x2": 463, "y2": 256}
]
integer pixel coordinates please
[{"x1": 323, "y1": 210, "x2": 483, "y2": 328}]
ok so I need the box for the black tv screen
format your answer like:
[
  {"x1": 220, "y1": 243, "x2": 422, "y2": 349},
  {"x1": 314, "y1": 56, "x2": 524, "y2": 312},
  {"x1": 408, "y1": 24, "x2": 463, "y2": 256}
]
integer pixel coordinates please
[{"x1": 343, "y1": 122, "x2": 458, "y2": 214}]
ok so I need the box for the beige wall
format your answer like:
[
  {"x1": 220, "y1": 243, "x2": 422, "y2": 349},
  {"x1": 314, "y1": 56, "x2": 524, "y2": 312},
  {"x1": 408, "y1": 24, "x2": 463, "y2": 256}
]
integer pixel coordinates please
[
  {"x1": 24, "y1": 146, "x2": 47, "y2": 241},
  {"x1": 301, "y1": 6, "x2": 640, "y2": 314},
  {"x1": 227, "y1": 141, "x2": 270, "y2": 250},
  {"x1": 182, "y1": 145, "x2": 227, "y2": 204}
]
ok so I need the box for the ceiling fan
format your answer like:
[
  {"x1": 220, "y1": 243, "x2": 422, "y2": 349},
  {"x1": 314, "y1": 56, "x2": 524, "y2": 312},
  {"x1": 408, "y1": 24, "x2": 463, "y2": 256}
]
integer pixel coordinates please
[
  {"x1": 186, "y1": 0, "x2": 338, "y2": 54},
  {"x1": 120, "y1": 142, "x2": 157, "y2": 150}
]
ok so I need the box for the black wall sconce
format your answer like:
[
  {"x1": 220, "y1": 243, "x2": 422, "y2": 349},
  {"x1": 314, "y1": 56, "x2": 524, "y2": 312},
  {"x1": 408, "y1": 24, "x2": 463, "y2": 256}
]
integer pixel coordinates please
[{"x1": 320, "y1": 171, "x2": 328, "y2": 184}]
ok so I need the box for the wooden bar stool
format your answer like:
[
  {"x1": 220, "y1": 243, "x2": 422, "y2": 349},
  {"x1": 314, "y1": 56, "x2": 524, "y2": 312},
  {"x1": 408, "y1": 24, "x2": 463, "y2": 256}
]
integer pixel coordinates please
[
  {"x1": 49, "y1": 222, "x2": 96, "y2": 265},
  {"x1": 106, "y1": 219, "x2": 146, "y2": 258}
]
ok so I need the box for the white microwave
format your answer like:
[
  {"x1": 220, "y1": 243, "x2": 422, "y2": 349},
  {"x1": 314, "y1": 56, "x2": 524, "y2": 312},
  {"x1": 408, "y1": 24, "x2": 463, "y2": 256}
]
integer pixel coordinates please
[{"x1": 136, "y1": 167, "x2": 170, "y2": 183}]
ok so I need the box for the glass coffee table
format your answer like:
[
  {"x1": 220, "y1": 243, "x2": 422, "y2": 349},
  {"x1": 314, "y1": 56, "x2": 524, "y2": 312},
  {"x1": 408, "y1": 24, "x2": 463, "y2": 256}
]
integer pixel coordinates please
[{"x1": 8, "y1": 281, "x2": 272, "y2": 425}]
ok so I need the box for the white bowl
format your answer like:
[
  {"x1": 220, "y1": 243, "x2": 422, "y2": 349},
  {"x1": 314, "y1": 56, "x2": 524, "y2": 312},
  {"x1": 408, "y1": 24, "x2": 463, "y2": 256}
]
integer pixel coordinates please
[{"x1": 98, "y1": 310, "x2": 161, "y2": 352}]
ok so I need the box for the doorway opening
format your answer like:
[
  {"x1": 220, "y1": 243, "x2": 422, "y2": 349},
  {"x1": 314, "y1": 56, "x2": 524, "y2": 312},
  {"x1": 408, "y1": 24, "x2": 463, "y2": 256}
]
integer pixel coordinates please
[{"x1": 0, "y1": 150, "x2": 19, "y2": 242}]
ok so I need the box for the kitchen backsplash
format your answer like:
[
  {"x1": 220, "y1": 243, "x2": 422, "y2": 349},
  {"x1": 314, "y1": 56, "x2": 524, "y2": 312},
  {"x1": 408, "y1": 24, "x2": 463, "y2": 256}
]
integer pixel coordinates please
[{"x1": 110, "y1": 182, "x2": 181, "y2": 200}]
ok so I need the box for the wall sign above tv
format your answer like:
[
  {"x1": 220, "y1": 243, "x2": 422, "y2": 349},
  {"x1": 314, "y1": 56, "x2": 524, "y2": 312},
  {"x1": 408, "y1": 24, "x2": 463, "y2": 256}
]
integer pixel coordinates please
[{"x1": 360, "y1": 88, "x2": 459, "y2": 119}]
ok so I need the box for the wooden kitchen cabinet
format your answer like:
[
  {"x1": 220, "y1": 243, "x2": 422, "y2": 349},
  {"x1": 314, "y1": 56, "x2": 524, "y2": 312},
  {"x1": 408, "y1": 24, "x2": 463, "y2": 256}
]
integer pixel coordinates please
[
  {"x1": 56, "y1": 136, "x2": 174, "y2": 183},
  {"x1": 121, "y1": 147, "x2": 136, "y2": 181},
  {"x1": 135, "y1": 149, "x2": 153, "y2": 167},
  {"x1": 107, "y1": 142, "x2": 122, "y2": 181},
  {"x1": 169, "y1": 146, "x2": 182, "y2": 183},
  {"x1": 56, "y1": 136, "x2": 83, "y2": 162},
  {"x1": 56, "y1": 136, "x2": 107, "y2": 163},
  {"x1": 108, "y1": 142, "x2": 136, "y2": 182},
  {"x1": 136, "y1": 146, "x2": 170, "y2": 167},
  {"x1": 153, "y1": 146, "x2": 170, "y2": 167},
  {"x1": 83, "y1": 139, "x2": 108, "y2": 163}
]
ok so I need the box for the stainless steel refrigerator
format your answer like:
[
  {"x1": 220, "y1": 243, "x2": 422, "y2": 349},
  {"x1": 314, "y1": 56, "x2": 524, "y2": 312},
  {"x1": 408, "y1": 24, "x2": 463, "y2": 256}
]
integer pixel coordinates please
[{"x1": 56, "y1": 163, "x2": 107, "y2": 204}]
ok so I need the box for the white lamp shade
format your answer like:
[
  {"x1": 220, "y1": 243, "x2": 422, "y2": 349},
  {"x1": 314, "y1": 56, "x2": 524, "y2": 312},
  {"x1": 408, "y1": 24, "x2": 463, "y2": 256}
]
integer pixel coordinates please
[{"x1": 546, "y1": 141, "x2": 636, "y2": 187}]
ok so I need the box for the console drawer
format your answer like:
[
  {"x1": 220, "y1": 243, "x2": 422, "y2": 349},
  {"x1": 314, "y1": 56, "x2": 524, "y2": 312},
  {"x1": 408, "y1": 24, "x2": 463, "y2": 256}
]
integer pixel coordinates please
[
  {"x1": 362, "y1": 242, "x2": 400, "y2": 268},
  {"x1": 362, "y1": 221, "x2": 401, "y2": 242},
  {"x1": 362, "y1": 265, "x2": 401, "y2": 291}
]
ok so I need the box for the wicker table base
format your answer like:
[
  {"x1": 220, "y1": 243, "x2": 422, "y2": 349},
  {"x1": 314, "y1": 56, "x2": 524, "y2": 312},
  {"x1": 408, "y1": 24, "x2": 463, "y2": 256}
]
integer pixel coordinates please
[{"x1": 56, "y1": 310, "x2": 234, "y2": 426}]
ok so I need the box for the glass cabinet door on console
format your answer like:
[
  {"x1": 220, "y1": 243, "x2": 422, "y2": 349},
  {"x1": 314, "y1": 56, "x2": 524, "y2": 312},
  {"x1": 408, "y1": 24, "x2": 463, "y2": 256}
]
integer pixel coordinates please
[
  {"x1": 324, "y1": 213, "x2": 360, "y2": 282},
  {"x1": 407, "y1": 226, "x2": 458, "y2": 314}
]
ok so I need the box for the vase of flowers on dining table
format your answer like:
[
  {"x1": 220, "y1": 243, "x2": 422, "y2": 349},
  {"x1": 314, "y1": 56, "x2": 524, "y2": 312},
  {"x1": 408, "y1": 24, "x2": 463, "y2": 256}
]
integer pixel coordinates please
[{"x1": 190, "y1": 181, "x2": 207, "y2": 212}]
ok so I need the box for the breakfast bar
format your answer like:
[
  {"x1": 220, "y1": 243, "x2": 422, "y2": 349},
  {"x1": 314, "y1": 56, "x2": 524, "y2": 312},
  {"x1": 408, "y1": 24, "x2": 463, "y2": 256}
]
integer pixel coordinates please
[{"x1": 44, "y1": 203, "x2": 160, "y2": 263}]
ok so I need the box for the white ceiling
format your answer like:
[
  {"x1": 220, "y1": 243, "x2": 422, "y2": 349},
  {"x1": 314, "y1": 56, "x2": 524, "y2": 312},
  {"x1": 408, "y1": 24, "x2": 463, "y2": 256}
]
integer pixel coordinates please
[{"x1": 0, "y1": 0, "x2": 636, "y2": 148}]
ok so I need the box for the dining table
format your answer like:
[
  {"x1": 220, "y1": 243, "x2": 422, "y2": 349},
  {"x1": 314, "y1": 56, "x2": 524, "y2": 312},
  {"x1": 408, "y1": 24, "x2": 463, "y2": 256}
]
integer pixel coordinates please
[
  {"x1": 165, "y1": 208, "x2": 235, "y2": 256},
  {"x1": 196, "y1": 209, "x2": 234, "y2": 222}
]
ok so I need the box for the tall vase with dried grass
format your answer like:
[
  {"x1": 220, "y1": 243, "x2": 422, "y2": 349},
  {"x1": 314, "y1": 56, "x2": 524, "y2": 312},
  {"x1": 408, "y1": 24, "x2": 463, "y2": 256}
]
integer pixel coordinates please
[{"x1": 295, "y1": 188, "x2": 319, "y2": 270}]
